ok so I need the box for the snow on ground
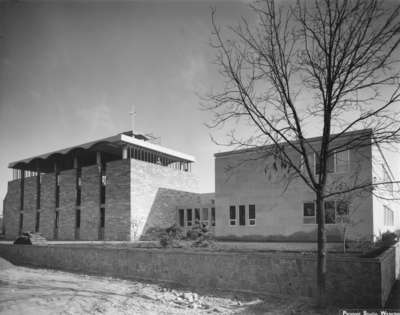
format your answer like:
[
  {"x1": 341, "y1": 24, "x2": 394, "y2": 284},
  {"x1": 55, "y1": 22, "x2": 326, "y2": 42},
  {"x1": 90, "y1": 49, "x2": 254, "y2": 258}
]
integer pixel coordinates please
[{"x1": 0, "y1": 258, "x2": 337, "y2": 315}]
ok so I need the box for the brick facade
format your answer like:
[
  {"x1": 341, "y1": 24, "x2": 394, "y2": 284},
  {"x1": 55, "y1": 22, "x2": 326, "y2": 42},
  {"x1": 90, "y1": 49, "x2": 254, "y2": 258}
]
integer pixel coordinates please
[
  {"x1": 57, "y1": 169, "x2": 76, "y2": 240},
  {"x1": 80, "y1": 165, "x2": 100, "y2": 241},
  {"x1": 105, "y1": 160, "x2": 131, "y2": 241},
  {"x1": 40, "y1": 173, "x2": 56, "y2": 239}
]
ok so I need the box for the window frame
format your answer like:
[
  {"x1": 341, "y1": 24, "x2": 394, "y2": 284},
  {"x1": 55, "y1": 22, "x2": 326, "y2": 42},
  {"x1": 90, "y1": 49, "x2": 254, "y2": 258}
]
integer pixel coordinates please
[
  {"x1": 248, "y1": 204, "x2": 256, "y2": 226},
  {"x1": 313, "y1": 150, "x2": 350, "y2": 175},
  {"x1": 229, "y1": 205, "x2": 237, "y2": 226},
  {"x1": 238, "y1": 205, "x2": 246, "y2": 226},
  {"x1": 303, "y1": 201, "x2": 316, "y2": 224}
]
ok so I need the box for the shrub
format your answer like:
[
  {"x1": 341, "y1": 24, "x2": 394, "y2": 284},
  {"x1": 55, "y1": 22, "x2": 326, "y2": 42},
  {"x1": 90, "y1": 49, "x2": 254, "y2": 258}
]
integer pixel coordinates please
[
  {"x1": 158, "y1": 224, "x2": 184, "y2": 248},
  {"x1": 187, "y1": 222, "x2": 214, "y2": 248}
]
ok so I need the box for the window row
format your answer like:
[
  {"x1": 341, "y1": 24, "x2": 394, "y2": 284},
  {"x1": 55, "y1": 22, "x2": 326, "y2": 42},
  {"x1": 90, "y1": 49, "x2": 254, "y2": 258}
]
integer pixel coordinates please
[
  {"x1": 302, "y1": 150, "x2": 350, "y2": 175},
  {"x1": 229, "y1": 204, "x2": 256, "y2": 226},
  {"x1": 303, "y1": 200, "x2": 349, "y2": 224},
  {"x1": 178, "y1": 208, "x2": 215, "y2": 227}
]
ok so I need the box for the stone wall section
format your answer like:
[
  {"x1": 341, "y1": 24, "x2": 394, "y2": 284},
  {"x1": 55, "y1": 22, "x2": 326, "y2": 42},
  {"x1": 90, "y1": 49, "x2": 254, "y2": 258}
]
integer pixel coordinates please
[
  {"x1": 40, "y1": 173, "x2": 56, "y2": 240},
  {"x1": 22, "y1": 176, "x2": 37, "y2": 233},
  {"x1": 80, "y1": 165, "x2": 100, "y2": 240},
  {"x1": 57, "y1": 169, "x2": 76, "y2": 240},
  {"x1": 3, "y1": 180, "x2": 21, "y2": 239},
  {"x1": 105, "y1": 160, "x2": 131, "y2": 241},
  {"x1": 131, "y1": 159, "x2": 199, "y2": 240},
  {"x1": 0, "y1": 244, "x2": 391, "y2": 307}
]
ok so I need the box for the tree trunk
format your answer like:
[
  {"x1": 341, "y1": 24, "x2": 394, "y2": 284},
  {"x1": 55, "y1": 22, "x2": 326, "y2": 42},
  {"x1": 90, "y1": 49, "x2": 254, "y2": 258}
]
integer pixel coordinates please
[{"x1": 316, "y1": 191, "x2": 327, "y2": 306}]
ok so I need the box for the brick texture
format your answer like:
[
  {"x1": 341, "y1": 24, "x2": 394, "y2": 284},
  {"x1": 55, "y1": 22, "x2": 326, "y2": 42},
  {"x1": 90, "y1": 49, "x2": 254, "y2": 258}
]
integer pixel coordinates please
[
  {"x1": 3, "y1": 180, "x2": 21, "y2": 239},
  {"x1": 22, "y1": 176, "x2": 38, "y2": 233},
  {"x1": 80, "y1": 165, "x2": 100, "y2": 240},
  {"x1": 105, "y1": 160, "x2": 131, "y2": 241},
  {"x1": 57, "y1": 169, "x2": 76, "y2": 240},
  {"x1": 40, "y1": 173, "x2": 56, "y2": 240}
]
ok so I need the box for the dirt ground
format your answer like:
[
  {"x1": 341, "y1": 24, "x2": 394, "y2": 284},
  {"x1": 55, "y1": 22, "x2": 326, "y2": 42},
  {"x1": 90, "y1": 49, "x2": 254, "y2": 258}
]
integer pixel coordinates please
[{"x1": 0, "y1": 258, "x2": 337, "y2": 315}]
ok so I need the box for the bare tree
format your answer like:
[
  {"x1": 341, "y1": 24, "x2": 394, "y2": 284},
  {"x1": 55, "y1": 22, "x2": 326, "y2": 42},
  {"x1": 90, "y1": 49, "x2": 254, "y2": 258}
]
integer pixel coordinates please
[{"x1": 205, "y1": 0, "x2": 400, "y2": 305}]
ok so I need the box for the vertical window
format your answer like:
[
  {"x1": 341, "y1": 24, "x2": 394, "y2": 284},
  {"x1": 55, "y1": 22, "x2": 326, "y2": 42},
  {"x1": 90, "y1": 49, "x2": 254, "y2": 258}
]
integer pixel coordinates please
[
  {"x1": 382, "y1": 165, "x2": 394, "y2": 193},
  {"x1": 229, "y1": 206, "x2": 236, "y2": 225},
  {"x1": 19, "y1": 213, "x2": 23, "y2": 234},
  {"x1": 20, "y1": 171, "x2": 25, "y2": 210},
  {"x1": 202, "y1": 208, "x2": 209, "y2": 226},
  {"x1": 336, "y1": 150, "x2": 350, "y2": 173},
  {"x1": 36, "y1": 173, "x2": 41, "y2": 210},
  {"x1": 384, "y1": 206, "x2": 394, "y2": 226},
  {"x1": 324, "y1": 201, "x2": 336, "y2": 224},
  {"x1": 239, "y1": 205, "x2": 246, "y2": 225},
  {"x1": 194, "y1": 208, "x2": 200, "y2": 224},
  {"x1": 100, "y1": 207, "x2": 105, "y2": 228},
  {"x1": 100, "y1": 175, "x2": 106, "y2": 205},
  {"x1": 35, "y1": 211, "x2": 40, "y2": 232},
  {"x1": 76, "y1": 209, "x2": 81, "y2": 228},
  {"x1": 186, "y1": 209, "x2": 192, "y2": 226},
  {"x1": 249, "y1": 204, "x2": 256, "y2": 225},
  {"x1": 55, "y1": 211, "x2": 59, "y2": 229},
  {"x1": 55, "y1": 173, "x2": 60, "y2": 208},
  {"x1": 211, "y1": 207, "x2": 215, "y2": 226},
  {"x1": 76, "y1": 168, "x2": 81, "y2": 206},
  {"x1": 303, "y1": 202, "x2": 316, "y2": 224},
  {"x1": 178, "y1": 209, "x2": 185, "y2": 227}
]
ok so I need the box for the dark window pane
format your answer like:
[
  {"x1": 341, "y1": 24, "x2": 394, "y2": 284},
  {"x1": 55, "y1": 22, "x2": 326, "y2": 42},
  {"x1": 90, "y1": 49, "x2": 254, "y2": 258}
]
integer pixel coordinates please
[
  {"x1": 202, "y1": 208, "x2": 208, "y2": 220},
  {"x1": 239, "y1": 205, "x2": 245, "y2": 225},
  {"x1": 337, "y1": 201, "x2": 349, "y2": 216},
  {"x1": 19, "y1": 213, "x2": 23, "y2": 233},
  {"x1": 55, "y1": 211, "x2": 59, "y2": 228},
  {"x1": 179, "y1": 209, "x2": 184, "y2": 227},
  {"x1": 76, "y1": 210, "x2": 81, "y2": 228},
  {"x1": 100, "y1": 208, "x2": 105, "y2": 228},
  {"x1": 325, "y1": 201, "x2": 335, "y2": 224},
  {"x1": 303, "y1": 202, "x2": 315, "y2": 217},
  {"x1": 229, "y1": 206, "x2": 236, "y2": 219},
  {"x1": 211, "y1": 207, "x2": 215, "y2": 226},
  {"x1": 187, "y1": 209, "x2": 192, "y2": 226},
  {"x1": 315, "y1": 154, "x2": 334, "y2": 174},
  {"x1": 195, "y1": 208, "x2": 200, "y2": 222},
  {"x1": 35, "y1": 212, "x2": 40, "y2": 232},
  {"x1": 249, "y1": 205, "x2": 256, "y2": 219}
]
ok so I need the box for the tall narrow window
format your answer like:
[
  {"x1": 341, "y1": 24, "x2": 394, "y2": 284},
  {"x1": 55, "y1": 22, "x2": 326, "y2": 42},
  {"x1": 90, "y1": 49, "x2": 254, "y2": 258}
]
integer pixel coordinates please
[
  {"x1": 55, "y1": 211, "x2": 59, "y2": 228},
  {"x1": 76, "y1": 168, "x2": 81, "y2": 206},
  {"x1": 239, "y1": 205, "x2": 246, "y2": 225},
  {"x1": 303, "y1": 202, "x2": 316, "y2": 224},
  {"x1": 76, "y1": 209, "x2": 81, "y2": 228},
  {"x1": 19, "y1": 213, "x2": 23, "y2": 234},
  {"x1": 35, "y1": 211, "x2": 40, "y2": 232},
  {"x1": 100, "y1": 175, "x2": 106, "y2": 205},
  {"x1": 20, "y1": 171, "x2": 25, "y2": 210},
  {"x1": 324, "y1": 201, "x2": 336, "y2": 224},
  {"x1": 178, "y1": 209, "x2": 185, "y2": 227},
  {"x1": 211, "y1": 207, "x2": 215, "y2": 226},
  {"x1": 36, "y1": 173, "x2": 41, "y2": 210},
  {"x1": 55, "y1": 172, "x2": 60, "y2": 208},
  {"x1": 186, "y1": 209, "x2": 193, "y2": 226},
  {"x1": 384, "y1": 206, "x2": 394, "y2": 226},
  {"x1": 202, "y1": 208, "x2": 209, "y2": 226},
  {"x1": 249, "y1": 204, "x2": 256, "y2": 225},
  {"x1": 100, "y1": 207, "x2": 105, "y2": 228},
  {"x1": 194, "y1": 208, "x2": 200, "y2": 224},
  {"x1": 229, "y1": 206, "x2": 236, "y2": 225}
]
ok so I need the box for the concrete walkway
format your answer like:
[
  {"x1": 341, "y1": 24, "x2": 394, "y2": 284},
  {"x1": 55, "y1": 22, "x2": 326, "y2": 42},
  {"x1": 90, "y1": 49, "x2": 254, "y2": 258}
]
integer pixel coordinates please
[{"x1": 386, "y1": 280, "x2": 400, "y2": 308}]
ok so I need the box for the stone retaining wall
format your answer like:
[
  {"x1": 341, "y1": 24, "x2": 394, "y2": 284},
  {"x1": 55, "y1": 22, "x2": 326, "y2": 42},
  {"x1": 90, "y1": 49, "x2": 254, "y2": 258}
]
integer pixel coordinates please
[{"x1": 0, "y1": 244, "x2": 398, "y2": 307}]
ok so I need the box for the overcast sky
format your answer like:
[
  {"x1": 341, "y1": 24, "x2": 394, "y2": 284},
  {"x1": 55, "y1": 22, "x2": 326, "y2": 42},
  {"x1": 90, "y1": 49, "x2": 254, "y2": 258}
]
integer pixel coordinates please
[{"x1": 0, "y1": 0, "x2": 254, "y2": 212}]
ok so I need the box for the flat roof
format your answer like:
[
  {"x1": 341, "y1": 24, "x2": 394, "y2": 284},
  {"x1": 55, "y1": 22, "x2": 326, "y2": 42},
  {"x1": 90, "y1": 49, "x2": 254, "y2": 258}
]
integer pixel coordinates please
[
  {"x1": 214, "y1": 128, "x2": 373, "y2": 158},
  {"x1": 9, "y1": 132, "x2": 195, "y2": 168}
]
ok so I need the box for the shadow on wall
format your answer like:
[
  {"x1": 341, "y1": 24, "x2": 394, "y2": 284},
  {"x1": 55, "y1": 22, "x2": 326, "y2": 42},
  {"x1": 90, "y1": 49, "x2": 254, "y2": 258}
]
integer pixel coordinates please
[{"x1": 137, "y1": 188, "x2": 201, "y2": 241}]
